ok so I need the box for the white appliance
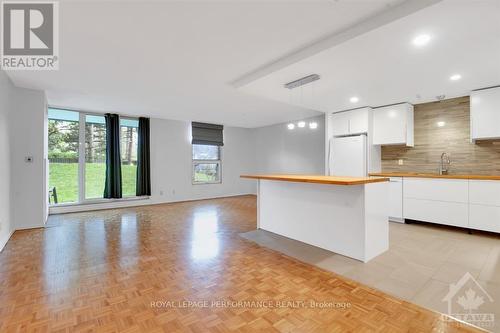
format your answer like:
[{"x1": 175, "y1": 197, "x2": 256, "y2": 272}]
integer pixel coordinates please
[{"x1": 329, "y1": 135, "x2": 367, "y2": 177}]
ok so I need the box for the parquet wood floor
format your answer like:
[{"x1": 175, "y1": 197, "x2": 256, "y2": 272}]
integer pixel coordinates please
[{"x1": 0, "y1": 195, "x2": 483, "y2": 332}]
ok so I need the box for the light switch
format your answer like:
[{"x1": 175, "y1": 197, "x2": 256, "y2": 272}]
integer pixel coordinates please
[{"x1": 398, "y1": 159, "x2": 404, "y2": 165}]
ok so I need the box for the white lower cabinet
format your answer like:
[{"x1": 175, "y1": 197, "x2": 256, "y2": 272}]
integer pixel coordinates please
[
  {"x1": 397, "y1": 177, "x2": 500, "y2": 233},
  {"x1": 403, "y1": 178, "x2": 468, "y2": 202},
  {"x1": 388, "y1": 177, "x2": 403, "y2": 222},
  {"x1": 404, "y1": 198, "x2": 468, "y2": 228},
  {"x1": 468, "y1": 180, "x2": 500, "y2": 233},
  {"x1": 403, "y1": 177, "x2": 469, "y2": 228},
  {"x1": 469, "y1": 204, "x2": 500, "y2": 233},
  {"x1": 469, "y1": 180, "x2": 500, "y2": 206}
]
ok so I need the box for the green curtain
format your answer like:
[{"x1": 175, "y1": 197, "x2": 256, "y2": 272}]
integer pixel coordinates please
[
  {"x1": 104, "y1": 113, "x2": 122, "y2": 198},
  {"x1": 136, "y1": 117, "x2": 151, "y2": 196}
]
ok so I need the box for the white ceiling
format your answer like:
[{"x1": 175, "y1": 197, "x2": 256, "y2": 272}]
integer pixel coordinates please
[
  {"x1": 239, "y1": 0, "x2": 500, "y2": 113},
  {"x1": 4, "y1": 0, "x2": 426, "y2": 128}
]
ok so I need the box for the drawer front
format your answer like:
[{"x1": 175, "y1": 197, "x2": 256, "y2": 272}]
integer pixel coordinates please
[
  {"x1": 469, "y1": 204, "x2": 500, "y2": 233},
  {"x1": 469, "y1": 180, "x2": 500, "y2": 206},
  {"x1": 404, "y1": 198, "x2": 468, "y2": 227},
  {"x1": 403, "y1": 178, "x2": 468, "y2": 203}
]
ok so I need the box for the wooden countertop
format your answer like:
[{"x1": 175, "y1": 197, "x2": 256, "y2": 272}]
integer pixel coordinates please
[
  {"x1": 369, "y1": 172, "x2": 500, "y2": 181},
  {"x1": 240, "y1": 174, "x2": 389, "y2": 185}
]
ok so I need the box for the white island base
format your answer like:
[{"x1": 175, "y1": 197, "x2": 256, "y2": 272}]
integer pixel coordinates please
[{"x1": 249, "y1": 176, "x2": 389, "y2": 263}]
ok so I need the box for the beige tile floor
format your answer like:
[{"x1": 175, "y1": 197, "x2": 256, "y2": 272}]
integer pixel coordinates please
[{"x1": 241, "y1": 222, "x2": 500, "y2": 332}]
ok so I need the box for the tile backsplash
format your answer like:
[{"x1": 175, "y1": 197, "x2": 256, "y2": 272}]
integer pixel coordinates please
[{"x1": 381, "y1": 96, "x2": 500, "y2": 175}]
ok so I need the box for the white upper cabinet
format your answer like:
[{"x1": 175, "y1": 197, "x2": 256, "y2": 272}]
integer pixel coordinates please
[
  {"x1": 330, "y1": 107, "x2": 369, "y2": 136},
  {"x1": 471, "y1": 86, "x2": 500, "y2": 140},
  {"x1": 330, "y1": 111, "x2": 350, "y2": 136},
  {"x1": 373, "y1": 103, "x2": 414, "y2": 146},
  {"x1": 349, "y1": 108, "x2": 370, "y2": 135}
]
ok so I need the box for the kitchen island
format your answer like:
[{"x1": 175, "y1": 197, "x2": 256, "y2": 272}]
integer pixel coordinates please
[{"x1": 241, "y1": 174, "x2": 390, "y2": 262}]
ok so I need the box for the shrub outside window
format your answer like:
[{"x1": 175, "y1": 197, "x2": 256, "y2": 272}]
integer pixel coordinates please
[{"x1": 192, "y1": 144, "x2": 221, "y2": 184}]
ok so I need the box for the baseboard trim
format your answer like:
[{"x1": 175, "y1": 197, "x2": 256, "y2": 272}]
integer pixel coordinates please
[
  {"x1": 49, "y1": 193, "x2": 257, "y2": 215},
  {"x1": 2, "y1": 194, "x2": 258, "y2": 248},
  {"x1": 15, "y1": 225, "x2": 45, "y2": 231},
  {"x1": 49, "y1": 197, "x2": 152, "y2": 215},
  {"x1": 0, "y1": 229, "x2": 14, "y2": 253}
]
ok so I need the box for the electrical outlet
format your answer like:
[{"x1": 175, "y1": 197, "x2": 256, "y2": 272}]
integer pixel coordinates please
[{"x1": 398, "y1": 159, "x2": 404, "y2": 165}]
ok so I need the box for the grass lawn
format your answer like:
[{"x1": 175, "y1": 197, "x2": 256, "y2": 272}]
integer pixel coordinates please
[{"x1": 49, "y1": 163, "x2": 137, "y2": 203}]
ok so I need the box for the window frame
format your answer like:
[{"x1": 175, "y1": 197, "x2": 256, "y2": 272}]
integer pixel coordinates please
[
  {"x1": 192, "y1": 145, "x2": 222, "y2": 185},
  {"x1": 48, "y1": 107, "x2": 143, "y2": 206}
]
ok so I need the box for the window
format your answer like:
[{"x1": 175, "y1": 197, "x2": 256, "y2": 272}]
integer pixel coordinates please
[
  {"x1": 192, "y1": 144, "x2": 221, "y2": 184},
  {"x1": 120, "y1": 118, "x2": 139, "y2": 196},
  {"x1": 85, "y1": 115, "x2": 106, "y2": 199},
  {"x1": 48, "y1": 109, "x2": 79, "y2": 204},
  {"x1": 48, "y1": 108, "x2": 140, "y2": 205}
]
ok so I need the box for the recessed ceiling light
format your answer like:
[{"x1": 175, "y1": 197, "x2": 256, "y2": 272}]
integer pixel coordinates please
[
  {"x1": 287, "y1": 123, "x2": 295, "y2": 130},
  {"x1": 350, "y1": 96, "x2": 359, "y2": 103},
  {"x1": 412, "y1": 34, "x2": 431, "y2": 47},
  {"x1": 437, "y1": 121, "x2": 446, "y2": 127},
  {"x1": 450, "y1": 74, "x2": 462, "y2": 81},
  {"x1": 297, "y1": 121, "x2": 306, "y2": 128},
  {"x1": 309, "y1": 122, "x2": 318, "y2": 129}
]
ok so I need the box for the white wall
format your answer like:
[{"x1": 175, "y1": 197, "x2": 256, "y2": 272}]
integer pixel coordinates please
[
  {"x1": 0, "y1": 70, "x2": 47, "y2": 248},
  {"x1": 254, "y1": 115, "x2": 325, "y2": 174},
  {"x1": 149, "y1": 119, "x2": 256, "y2": 203},
  {"x1": 2, "y1": 82, "x2": 325, "y2": 222},
  {"x1": 51, "y1": 118, "x2": 257, "y2": 213},
  {"x1": 51, "y1": 114, "x2": 327, "y2": 215},
  {"x1": 0, "y1": 71, "x2": 14, "y2": 251},
  {"x1": 10, "y1": 87, "x2": 47, "y2": 230}
]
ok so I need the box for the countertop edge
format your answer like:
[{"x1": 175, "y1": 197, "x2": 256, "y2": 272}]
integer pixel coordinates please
[
  {"x1": 369, "y1": 173, "x2": 500, "y2": 181},
  {"x1": 240, "y1": 175, "x2": 390, "y2": 185}
]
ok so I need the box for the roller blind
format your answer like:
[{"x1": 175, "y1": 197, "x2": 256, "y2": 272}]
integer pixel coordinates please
[{"x1": 191, "y1": 122, "x2": 224, "y2": 146}]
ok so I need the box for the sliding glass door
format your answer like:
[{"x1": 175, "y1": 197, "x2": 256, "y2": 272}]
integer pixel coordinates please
[
  {"x1": 85, "y1": 115, "x2": 107, "y2": 199},
  {"x1": 48, "y1": 108, "x2": 138, "y2": 205},
  {"x1": 48, "y1": 109, "x2": 80, "y2": 204},
  {"x1": 120, "y1": 118, "x2": 139, "y2": 197}
]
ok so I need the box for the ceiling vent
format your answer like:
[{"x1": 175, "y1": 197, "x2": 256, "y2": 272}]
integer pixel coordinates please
[{"x1": 284, "y1": 74, "x2": 320, "y2": 89}]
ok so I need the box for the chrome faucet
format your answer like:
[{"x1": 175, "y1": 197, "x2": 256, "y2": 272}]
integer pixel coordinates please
[{"x1": 439, "y1": 152, "x2": 451, "y2": 175}]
